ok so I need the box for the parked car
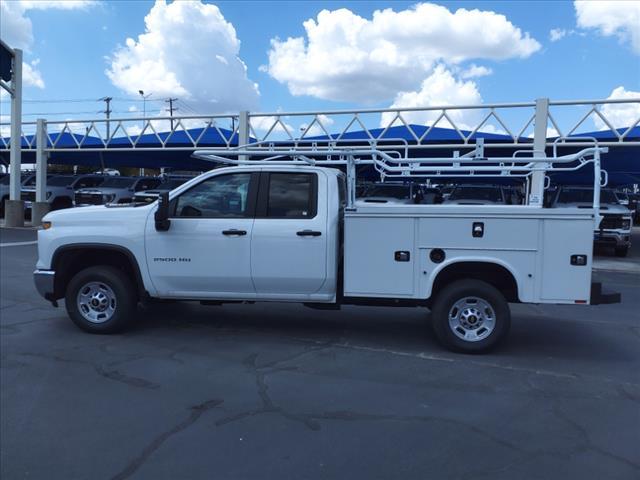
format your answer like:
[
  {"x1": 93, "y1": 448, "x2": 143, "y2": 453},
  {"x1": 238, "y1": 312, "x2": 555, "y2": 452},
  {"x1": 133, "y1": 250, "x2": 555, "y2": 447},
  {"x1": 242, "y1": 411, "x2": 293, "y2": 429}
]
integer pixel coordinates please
[
  {"x1": 358, "y1": 182, "x2": 420, "y2": 204},
  {"x1": 1, "y1": 173, "x2": 35, "y2": 217},
  {"x1": 20, "y1": 174, "x2": 106, "y2": 214},
  {"x1": 552, "y1": 186, "x2": 633, "y2": 257},
  {"x1": 75, "y1": 176, "x2": 162, "y2": 206},
  {"x1": 133, "y1": 175, "x2": 195, "y2": 204},
  {"x1": 443, "y1": 184, "x2": 510, "y2": 205},
  {"x1": 627, "y1": 192, "x2": 640, "y2": 222}
]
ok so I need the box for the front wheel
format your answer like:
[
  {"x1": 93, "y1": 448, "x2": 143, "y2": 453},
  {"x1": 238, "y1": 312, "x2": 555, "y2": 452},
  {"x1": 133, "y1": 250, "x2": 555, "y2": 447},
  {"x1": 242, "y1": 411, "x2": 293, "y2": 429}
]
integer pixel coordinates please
[
  {"x1": 431, "y1": 280, "x2": 510, "y2": 353},
  {"x1": 65, "y1": 266, "x2": 137, "y2": 333}
]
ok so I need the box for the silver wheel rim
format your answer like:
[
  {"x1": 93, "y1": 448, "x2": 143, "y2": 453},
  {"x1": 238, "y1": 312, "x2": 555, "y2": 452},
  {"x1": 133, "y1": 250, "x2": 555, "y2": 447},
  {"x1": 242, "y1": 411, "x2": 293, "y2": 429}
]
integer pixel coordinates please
[
  {"x1": 448, "y1": 296, "x2": 496, "y2": 342},
  {"x1": 77, "y1": 281, "x2": 117, "y2": 324}
]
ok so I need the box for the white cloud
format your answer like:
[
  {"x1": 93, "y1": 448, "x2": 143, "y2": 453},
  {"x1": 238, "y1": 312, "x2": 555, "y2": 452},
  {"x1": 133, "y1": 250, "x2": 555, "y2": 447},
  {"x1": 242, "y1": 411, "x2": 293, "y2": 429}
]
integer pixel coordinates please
[
  {"x1": 594, "y1": 86, "x2": 640, "y2": 130},
  {"x1": 300, "y1": 114, "x2": 335, "y2": 137},
  {"x1": 381, "y1": 65, "x2": 483, "y2": 130},
  {"x1": 106, "y1": 0, "x2": 259, "y2": 114},
  {"x1": 549, "y1": 28, "x2": 567, "y2": 42},
  {"x1": 575, "y1": 1, "x2": 640, "y2": 53},
  {"x1": 23, "y1": 60, "x2": 45, "y2": 89},
  {"x1": 459, "y1": 64, "x2": 493, "y2": 79},
  {"x1": 265, "y1": 3, "x2": 540, "y2": 103},
  {"x1": 250, "y1": 116, "x2": 296, "y2": 139}
]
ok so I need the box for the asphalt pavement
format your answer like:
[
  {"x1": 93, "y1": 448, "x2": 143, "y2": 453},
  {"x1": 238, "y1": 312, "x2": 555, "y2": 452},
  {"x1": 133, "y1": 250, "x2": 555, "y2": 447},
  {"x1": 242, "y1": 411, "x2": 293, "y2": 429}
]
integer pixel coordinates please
[{"x1": 1, "y1": 227, "x2": 639, "y2": 480}]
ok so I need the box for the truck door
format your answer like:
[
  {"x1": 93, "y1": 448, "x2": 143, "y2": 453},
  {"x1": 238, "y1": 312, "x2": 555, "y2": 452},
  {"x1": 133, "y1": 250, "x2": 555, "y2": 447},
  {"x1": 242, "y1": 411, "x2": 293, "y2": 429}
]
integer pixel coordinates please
[
  {"x1": 251, "y1": 171, "x2": 327, "y2": 297},
  {"x1": 145, "y1": 172, "x2": 258, "y2": 298}
]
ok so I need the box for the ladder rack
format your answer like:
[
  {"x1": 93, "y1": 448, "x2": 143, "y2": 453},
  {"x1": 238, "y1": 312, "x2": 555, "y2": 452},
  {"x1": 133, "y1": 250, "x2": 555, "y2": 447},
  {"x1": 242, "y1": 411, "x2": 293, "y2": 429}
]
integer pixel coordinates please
[{"x1": 192, "y1": 137, "x2": 608, "y2": 215}]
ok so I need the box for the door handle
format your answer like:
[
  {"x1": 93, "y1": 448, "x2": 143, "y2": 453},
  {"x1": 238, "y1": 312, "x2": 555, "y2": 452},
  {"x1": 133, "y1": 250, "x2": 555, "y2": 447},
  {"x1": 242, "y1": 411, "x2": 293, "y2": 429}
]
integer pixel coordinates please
[
  {"x1": 297, "y1": 230, "x2": 322, "y2": 237},
  {"x1": 222, "y1": 229, "x2": 247, "y2": 236}
]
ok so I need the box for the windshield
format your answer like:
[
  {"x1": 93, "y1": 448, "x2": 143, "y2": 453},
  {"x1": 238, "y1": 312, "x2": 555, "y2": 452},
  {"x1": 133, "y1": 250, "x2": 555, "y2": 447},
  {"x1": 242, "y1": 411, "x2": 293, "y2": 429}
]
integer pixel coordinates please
[
  {"x1": 557, "y1": 188, "x2": 618, "y2": 204},
  {"x1": 449, "y1": 186, "x2": 502, "y2": 202},
  {"x1": 99, "y1": 177, "x2": 136, "y2": 188},
  {"x1": 364, "y1": 185, "x2": 410, "y2": 199}
]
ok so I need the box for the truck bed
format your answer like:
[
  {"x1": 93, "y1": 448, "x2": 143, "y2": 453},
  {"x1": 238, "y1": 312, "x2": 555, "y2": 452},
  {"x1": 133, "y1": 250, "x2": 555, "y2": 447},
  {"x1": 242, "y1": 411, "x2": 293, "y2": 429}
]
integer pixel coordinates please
[{"x1": 343, "y1": 204, "x2": 596, "y2": 304}]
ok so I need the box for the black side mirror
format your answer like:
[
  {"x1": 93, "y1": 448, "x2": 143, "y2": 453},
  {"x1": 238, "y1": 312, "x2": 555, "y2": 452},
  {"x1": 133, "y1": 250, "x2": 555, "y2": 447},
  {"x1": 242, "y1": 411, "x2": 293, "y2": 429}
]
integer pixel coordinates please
[{"x1": 155, "y1": 191, "x2": 171, "y2": 231}]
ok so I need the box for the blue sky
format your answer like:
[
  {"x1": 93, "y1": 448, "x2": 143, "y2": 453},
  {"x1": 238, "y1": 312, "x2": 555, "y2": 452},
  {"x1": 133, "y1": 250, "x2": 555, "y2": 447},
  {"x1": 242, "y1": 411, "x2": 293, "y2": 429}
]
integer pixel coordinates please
[{"x1": 0, "y1": 0, "x2": 638, "y2": 135}]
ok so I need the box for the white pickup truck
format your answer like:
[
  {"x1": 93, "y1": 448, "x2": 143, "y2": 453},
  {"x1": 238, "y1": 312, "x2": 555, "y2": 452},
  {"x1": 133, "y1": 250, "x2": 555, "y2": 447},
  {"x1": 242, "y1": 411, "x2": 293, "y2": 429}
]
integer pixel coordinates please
[{"x1": 34, "y1": 146, "x2": 621, "y2": 353}]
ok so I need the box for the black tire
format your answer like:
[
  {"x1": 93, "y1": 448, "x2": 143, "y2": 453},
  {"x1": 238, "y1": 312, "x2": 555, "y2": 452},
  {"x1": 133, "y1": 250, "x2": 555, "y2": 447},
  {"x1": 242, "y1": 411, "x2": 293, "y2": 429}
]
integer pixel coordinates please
[
  {"x1": 614, "y1": 246, "x2": 629, "y2": 257},
  {"x1": 431, "y1": 279, "x2": 510, "y2": 354},
  {"x1": 65, "y1": 266, "x2": 137, "y2": 334}
]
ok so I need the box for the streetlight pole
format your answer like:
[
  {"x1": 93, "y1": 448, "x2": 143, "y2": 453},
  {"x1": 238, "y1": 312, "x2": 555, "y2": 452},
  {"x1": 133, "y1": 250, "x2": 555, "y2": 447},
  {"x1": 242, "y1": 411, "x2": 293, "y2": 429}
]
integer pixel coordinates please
[{"x1": 138, "y1": 89, "x2": 152, "y2": 129}]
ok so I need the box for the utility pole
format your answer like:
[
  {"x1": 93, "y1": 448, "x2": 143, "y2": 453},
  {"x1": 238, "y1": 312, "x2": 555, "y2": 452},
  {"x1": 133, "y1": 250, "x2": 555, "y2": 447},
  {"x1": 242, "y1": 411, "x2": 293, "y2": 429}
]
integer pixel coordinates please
[
  {"x1": 100, "y1": 96, "x2": 112, "y2": 140},
  {"x1": 165, "y1": 97, "x2": 178, "y2": 130}
]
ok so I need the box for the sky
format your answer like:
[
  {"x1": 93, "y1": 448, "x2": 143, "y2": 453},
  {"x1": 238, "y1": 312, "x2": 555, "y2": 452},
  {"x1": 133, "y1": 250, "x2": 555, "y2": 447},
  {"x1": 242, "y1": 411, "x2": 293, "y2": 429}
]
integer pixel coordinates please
[{"x1": 0, "y1": 0, "x2": 639, "y2": 137}]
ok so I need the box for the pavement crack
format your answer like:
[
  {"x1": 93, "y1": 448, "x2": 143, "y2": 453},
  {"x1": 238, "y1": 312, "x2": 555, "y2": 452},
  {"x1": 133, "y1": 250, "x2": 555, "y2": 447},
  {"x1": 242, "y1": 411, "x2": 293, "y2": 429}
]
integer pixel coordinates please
[{"x1": 110, "y1": 398, "x2": 223, "y2": 480}]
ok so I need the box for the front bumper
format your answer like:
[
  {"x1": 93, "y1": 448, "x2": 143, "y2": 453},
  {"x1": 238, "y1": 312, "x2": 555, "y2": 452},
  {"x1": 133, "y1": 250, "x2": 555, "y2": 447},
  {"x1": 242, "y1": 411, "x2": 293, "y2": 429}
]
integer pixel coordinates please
[
  {"x1": 34, "y1": 269, "x2": 55, "y2": 300},
  {"x1": 594, "y1": 230, "x2": 631, "y2": 247}
]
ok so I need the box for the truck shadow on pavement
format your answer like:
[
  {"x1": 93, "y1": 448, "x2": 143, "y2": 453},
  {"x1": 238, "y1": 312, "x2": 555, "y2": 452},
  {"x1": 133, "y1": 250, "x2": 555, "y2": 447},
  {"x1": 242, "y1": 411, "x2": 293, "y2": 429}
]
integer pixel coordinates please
[{"x1": 120, "y1": 300, "x2": 633, "y2": 363}]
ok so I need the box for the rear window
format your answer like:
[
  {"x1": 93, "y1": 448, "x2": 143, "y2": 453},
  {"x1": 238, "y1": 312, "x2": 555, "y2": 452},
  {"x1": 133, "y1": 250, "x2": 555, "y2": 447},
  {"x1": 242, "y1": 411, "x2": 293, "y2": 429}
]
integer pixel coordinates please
[{"x1": 266, "y1": 173, "x2": 316, "y2": 218}]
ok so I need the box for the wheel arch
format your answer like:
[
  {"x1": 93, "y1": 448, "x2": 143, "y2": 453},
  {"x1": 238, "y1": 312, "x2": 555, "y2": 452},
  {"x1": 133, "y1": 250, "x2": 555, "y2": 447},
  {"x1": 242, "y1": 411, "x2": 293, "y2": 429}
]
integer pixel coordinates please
[
  {"x1": 51, "y1": 243, "x2": 146, "y2": 300},
  {"x1": 429, "y1": 259, "x2": 520, "y2": 303}
]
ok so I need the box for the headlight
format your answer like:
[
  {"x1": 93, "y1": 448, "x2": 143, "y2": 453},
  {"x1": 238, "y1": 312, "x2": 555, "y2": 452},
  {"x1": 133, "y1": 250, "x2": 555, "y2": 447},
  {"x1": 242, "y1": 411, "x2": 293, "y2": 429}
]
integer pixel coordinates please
[
  {"x1": 622, "y1": 218, "x2": 631, "y2": 230},
  {"x1": 103, "y1": 194, "x2": 116, "y2": 203},
  {"x1": 42, "y1": 221, "x2": 52, "y2": 230}
]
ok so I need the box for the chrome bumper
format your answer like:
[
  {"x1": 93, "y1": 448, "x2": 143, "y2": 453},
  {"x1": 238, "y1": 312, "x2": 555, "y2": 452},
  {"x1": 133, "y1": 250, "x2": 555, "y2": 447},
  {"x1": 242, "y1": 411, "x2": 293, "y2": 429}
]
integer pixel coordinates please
[{"x1": 34, "y1": 269, "x2": 55, "y2": 300}]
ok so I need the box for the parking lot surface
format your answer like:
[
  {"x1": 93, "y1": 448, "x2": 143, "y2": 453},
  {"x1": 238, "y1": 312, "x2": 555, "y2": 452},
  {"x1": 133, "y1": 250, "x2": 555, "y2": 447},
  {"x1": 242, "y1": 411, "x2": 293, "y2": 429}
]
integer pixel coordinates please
[{"x1": 1, "y1": 227, "x2": 639, "y2": 480}]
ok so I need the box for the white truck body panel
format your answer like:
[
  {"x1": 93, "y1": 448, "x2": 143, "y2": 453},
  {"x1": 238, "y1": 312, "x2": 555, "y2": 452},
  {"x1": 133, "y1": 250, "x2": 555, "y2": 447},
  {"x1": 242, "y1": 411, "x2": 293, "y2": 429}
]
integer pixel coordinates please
[
  {"x1": 344, "y1": 204, "x2": 595, "y2": 304},
  {"x1": 36, "y1": 165, "x2": 597, "y2": 306}
]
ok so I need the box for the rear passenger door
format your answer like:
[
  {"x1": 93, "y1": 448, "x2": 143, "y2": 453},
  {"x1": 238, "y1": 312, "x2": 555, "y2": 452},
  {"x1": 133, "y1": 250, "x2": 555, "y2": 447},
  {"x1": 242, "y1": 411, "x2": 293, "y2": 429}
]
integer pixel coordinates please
[{"x1": 251, "y1": 171, "x2": 327, "y2": 297}]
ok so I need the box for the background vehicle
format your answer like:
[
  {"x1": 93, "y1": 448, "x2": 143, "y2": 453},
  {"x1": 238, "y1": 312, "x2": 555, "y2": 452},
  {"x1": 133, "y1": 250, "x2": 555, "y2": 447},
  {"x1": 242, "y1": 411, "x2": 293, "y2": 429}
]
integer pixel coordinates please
[
  {"x1": 133, "y1": 175, "x2": 194, "y2": 204},
  {"x1": 1, "y1": 173, "x2": 34, "y2": 217},
  {"x1": 21, "y1": 174, "x2": 105, "y2": 214},
  {"x1": 75, "y1": 176, "x2": 162, "y2": 206},
  {"x1": 627, "y1": 192, "x2": 640, "y2": 222},
  {"x1": 358, "y1": 182, "x2": 421, "y2": 204},
  {"x1": 552, "y1": 186, "x2": 633, "y2": 257},
  {"x1": 443, "y1": 184, "x2": 510, "y2": 205}
]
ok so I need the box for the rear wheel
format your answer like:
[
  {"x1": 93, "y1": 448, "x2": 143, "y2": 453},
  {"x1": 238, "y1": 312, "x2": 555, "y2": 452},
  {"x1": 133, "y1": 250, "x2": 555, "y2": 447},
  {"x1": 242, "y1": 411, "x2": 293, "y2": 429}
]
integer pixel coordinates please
[
  {"x1": 431, "y1": 279, "x2": 510, "y2": 353},
  {"x1": 65, "y1": 266, "x2": 137, "y2": 333},
  {"x1": 614, "y1": 246, "x2": 629, "y2": 257}
]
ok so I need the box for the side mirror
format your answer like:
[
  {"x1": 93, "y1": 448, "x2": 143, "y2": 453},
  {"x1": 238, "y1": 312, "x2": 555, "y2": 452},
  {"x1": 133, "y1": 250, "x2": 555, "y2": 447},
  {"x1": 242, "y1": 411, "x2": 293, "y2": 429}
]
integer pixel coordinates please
[{"x1": 155, "y1": 191, "x2": 171, "y2": 231}]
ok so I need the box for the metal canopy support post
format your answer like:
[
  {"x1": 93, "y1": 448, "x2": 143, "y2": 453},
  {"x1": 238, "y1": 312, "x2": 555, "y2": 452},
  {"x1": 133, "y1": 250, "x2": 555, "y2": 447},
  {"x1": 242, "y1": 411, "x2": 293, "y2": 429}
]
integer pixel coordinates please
[
  {"x1": 5, "y1": 47, "x2": 24, "y2": 227},
  {"x1": 529, "y1": 97, "x2": 549, "y2": 206},
  {"x1": 32, "y1": 118, "x2": 50, "y2": 226},
  {"x1": 238, "y1": 111, "x2": 249, "y2": 161}
]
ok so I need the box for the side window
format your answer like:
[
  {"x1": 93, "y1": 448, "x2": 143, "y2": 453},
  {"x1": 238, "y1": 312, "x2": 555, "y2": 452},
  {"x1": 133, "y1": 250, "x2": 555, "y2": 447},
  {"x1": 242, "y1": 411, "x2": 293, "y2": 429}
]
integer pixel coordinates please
[
  {"x1": 266, "y1": 173, "x2": 316, "y2": 218},
  {"x1": 76, "y1": 177, "x2": 103, "y2": 189},
  {"x1": 174, "y1": 173, "x2": 252, "y2": 218}
]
